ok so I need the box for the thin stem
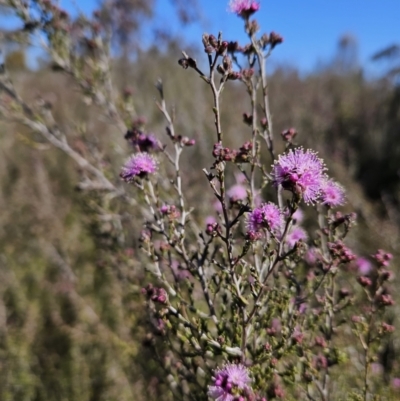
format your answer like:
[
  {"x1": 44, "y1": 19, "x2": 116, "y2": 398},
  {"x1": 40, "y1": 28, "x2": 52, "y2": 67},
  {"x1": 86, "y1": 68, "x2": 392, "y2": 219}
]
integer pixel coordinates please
[{"x1": 250, "y1": 36, "x2": 275, "y2": 160}]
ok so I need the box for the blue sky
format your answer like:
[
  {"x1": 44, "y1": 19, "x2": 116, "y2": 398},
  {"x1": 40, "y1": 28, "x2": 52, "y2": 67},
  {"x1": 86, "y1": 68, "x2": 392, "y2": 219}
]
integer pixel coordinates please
[
  {"x1": 2, "y1": 0, "x2": 400, "y2": 74},
  {"x1": 149, "y1": 0, "x2": 400, "y2": 74}
]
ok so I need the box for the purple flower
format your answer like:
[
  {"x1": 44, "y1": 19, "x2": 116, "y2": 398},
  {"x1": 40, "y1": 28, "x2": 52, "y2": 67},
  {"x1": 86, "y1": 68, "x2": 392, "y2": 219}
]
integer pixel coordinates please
[
  {"x1": 371, "y1": 363, "x2": 383, "y2": 376},
  {"x1": 320, "y1": 179, "x2": 346, "y2": 207},
  {"x1": 305, "y1": 247, "x2": 319, "y2": 265},
  {"x1": 228, "y1": 0, "x2": 260, "y2": 16},
  {"x1": 227, "y1": 184, "x2": 247, "y2": 203},
  {"x1": 208, "y1": 363, "x2": 251, "y2": 401},
  {"x1": 285, "y1": 226, "x2": 308, "y2": 248},
  {"x1": 125, "y1": 129, "x2": 161, "y2": 153},
  {"x1": 392, "y1": 377, "x2": 400, "y2": 390},
  {"x1": 120, "y1": 153, "x2": 158, "y2": 181},
  {"x1": 234, "y1": 172, "x2": 247, "y2": 184},
  {"x1": 205, "y1": 216, "x2": 217, "y2": 226},
  {"x1": 292, "y1": 208, "x2": 304, "y2": 224},
  {"x1": 247, "y1": 202, "x2": 283, "y2": 236},
  {"x1": 213, "y1": 199, "x2": 223, "y2": 213},
  {"x1": 135, "y1": 133, "x2": 161, "y2": 152},
  {"x1": 170, "y1": 260, "x2": 191, "y2": 281},
  {"x1": 272, "y1": 148, "x2": 326, "y2": 204},
  {"x1": 356, "y1": 257, "x2": 372, "y2": 275}
]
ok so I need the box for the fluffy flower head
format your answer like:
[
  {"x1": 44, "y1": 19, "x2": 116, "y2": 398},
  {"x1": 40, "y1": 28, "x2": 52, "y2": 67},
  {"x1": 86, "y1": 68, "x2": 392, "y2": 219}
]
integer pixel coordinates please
[
  {"x1": 285, "y1": 226, "x2": 308, "y2": 248},
  {"x1": 228, "y1": 0, "x2": 260, "y2": 16},
  {"x1": 227, "y1": 184, "x2": 247, "y2": 203},
  {"x1": 272, "y1": 148, "x2": 326, "y2": 204},
  {"x1": 120, "y1": 152, "x2": 158, "y2": 181},
  {"x1": 247, "y1": 202, "x2": 283, "y2": 236},
  {"x1": 320, "y1": 179, "x2": 346, "y2": 207},
  {"x1": 208, "y1": 363, "x2": 251, "y2": 401}
]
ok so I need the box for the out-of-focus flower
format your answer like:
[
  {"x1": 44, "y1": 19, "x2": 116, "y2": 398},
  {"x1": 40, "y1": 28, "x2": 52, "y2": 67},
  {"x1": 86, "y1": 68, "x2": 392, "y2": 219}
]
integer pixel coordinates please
[
  {"x1": 228, "y1": 0, "x2": 260, "y2": 17},
  {"x1": 125, "y1": 128, "x2": 161, "y2": 153},
  {"x1": 208, "y1": 363, "x2": 252, "y2": 401},
  {"x1": 272, "y1": 148, "x2": 326, "y2": 204},
  {"x1": 371, "y1": 363, "x2": 383, "y2": 375},
  {"x1": 247, "y1": 202, "x2": 283, "y2": 237},
  {"x1": 320, "y1": 179, "x2": 346, "y2": 207},
  {"x1": 234, "y1": 172, "x2": 247, "y2": 184},
  {"x1": 160, "y1": 204, "x2": 180, "y2": 220},
  {"x1": 205, "y1": 216, "x2": 220, "y2": 236},
  {"x1": 120, "y1": 153, "x2": 158, "y2": 180},
  {"x1": 356, "y1": 257, "x2": 372, "y2": 275},
  {"x1": 392, "y1": 377, "x2": 400, "y2": 390},
  {"x1": 285, "y1": 226, "x2": 308, "y2": 248},
  {"x1": 213, "y1": 199, "x2": 223, "y2": 213},
  {"x1": 291, "y1": 208, "x2": 304, "y2": 224},
  {"x1": 170, "y1": 260, "x2": 191, "y2": 281},
  {"x1": 134, "y1": 133, "x2": 161, "y2": 152},
  {"x1": 292, "y1": 326, "x2": 304, "y2": 344},
  {"x1": 305, "y1": 247, "x2": 319, "y2": 265},
  {"x1": 284, "y1": 207, "x2": 304, "y2": 223},
  {"x1": 227, "y1": 184, "x2": 247, "y2": 203}
]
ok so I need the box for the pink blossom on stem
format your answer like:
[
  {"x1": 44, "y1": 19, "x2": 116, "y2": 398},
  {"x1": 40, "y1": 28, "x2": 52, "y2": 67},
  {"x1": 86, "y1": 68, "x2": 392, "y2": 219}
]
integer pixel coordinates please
[
  {"x1": 305, "y1": 246, "x2": 319, "y2": 265},
  {"x1": 208, "y1": 363, "x2": 252, "y2": 401},
  {"x1": 392, "y1": 377, "x2": 400, "y2": 390},
  {"x1": 320, "y1": 178, "x2": 346, "y2": 207},
  {"x1": 285, "y1": 226, "x2": 308, "y2": 248},
  {"x1": 120, "y1": 153, "x2": 158, "y2": 181},
  {"x1": 272, "y1": 148, "x2": 326, "y2": 204},
  {"x1": 228, "y1": 0, "x2": 260, "y2": 17},
  {"x1": 356, "y1": 257, "x2": 372, "y2": 275},
  {"x1": 227, "y1": 184, "x2": 248, "y2": 203},
  {"x1": 246, "y1": 202, "x2": 283, "y2": 237},
  {"x1": 292, "y1": 208, "x2": 304, "y2": 224},
  {"x1": 213, "y1": 199, "x2": 223, "y2": 213}
]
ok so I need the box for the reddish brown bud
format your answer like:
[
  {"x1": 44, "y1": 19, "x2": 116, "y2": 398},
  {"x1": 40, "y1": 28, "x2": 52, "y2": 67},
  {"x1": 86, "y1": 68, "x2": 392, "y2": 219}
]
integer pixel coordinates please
[
  {"x1": 281, "y1": 128, "x2": 298, "y2": 142},
  {"x1": 377, "y1": 294, "x2": 395, "y2": 306},
  {"x1": 260, "y1": 117, "x2": 268, "y2": 128},
  {"x1": 241, "y1": 68, "x2": 254, "y2": 80},
  {"x1": 247, "y1": 20, "x2": 259, "y2": 35},
  {"x1": 314, "y1": 336, "x2": 327, "y2": 348},
  {"x1": 217, "y1": 41, "x2": 229, "y2": 55},
  {"x1": 381, "y1": 322, "x2": 395, "y2": 333},
  {"x1": 208, "y1": 34, "x2": 218, "y2": 48},
  {"x1": 381, "y1": 269, "x2": 394, "y2": 281},
  {"x1": 270, "y1": 31, "x2": 284, "y2": 48},
  {"x1": 358, "y1": 276, "x2": 372, "y2": 287},
  {"x1": 227, "y1": 41, "x2": 240, "y2": 52},
  {"x1": 227, "y1": 71, "x2": 241, "y2": 80}
]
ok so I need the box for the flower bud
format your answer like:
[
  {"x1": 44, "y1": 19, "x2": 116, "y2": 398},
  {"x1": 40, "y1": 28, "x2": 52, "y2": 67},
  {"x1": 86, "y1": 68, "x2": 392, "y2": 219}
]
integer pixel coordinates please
[{"x1": 270, "y1": 31, "x2": 284, "y2": 48}]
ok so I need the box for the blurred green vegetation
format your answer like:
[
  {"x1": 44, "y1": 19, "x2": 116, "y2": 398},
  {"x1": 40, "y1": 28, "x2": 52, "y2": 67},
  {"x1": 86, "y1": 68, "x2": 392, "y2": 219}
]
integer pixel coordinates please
[{"x1": 1, "y1": 34, "x2": 400, "y2": 400}]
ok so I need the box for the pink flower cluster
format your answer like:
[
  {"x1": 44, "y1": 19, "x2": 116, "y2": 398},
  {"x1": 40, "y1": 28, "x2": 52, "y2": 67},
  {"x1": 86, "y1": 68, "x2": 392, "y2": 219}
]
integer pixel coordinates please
[
  {"x1": 120, "y1": 152, "x2": 158, "y2": 181},
  {"x1": 272, "y1": 148, "x2": 345, "y2": 206},
  {"x1": 228, "y1": 0, "x2": 260, "y2": 17},
  {"x1": 246, "y1": 202, "x2": 283, "y2": 238},
  {"x1": 320, "y1": 179, "x2": 345, "y2": 207},
  {"x1": 208, "y1": 363, "x2": 252, "y2": 401}
]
